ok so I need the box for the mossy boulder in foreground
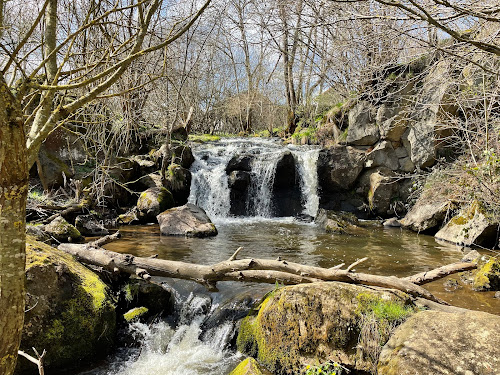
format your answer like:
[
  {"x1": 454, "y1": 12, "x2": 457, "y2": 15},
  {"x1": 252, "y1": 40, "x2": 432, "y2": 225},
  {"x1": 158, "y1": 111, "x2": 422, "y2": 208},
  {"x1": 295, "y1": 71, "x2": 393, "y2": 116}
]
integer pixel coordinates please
[
  {"x1": 473, "y1": 257, "x2": 500, "y2": 291},
  {"x1": 16, "y1": 237, "x2": 116, "y2": 373},
  {"x1": 236, "y1": 282, "x2": 415, "y2": 374},
  {"x1": 378, "y1": 310, "x2": 500, "y2": 375}
]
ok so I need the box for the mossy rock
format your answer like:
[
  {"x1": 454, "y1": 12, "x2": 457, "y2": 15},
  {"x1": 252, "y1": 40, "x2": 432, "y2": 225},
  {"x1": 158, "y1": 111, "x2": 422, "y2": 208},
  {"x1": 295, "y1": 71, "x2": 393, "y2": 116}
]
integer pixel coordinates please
[
  {"x1": 236, "y1": 282, "x2": 415, "y2": 374},
  {"x1": 229, "y1": 358, "x2": 273, "y2": 375},
  {"x1": 315, "y1": 209, "x2": 360, "y2": 234},
  {"x1": 120, "y1": 278, "x2": 174, "y2": 316},
  {"x1": 473, "y1": 257, "x2": 500, "y2": 291},
  {"x1": 136, "y1": 187, "x2": 175, "y2": 223},
  {"x1": 17, "y1": 237, "x2": 116, "y2": 373},
  {"x1": 44, "y1": 216, "x2": 84, "y2": 243},
  {"x1": 123, "y1": 307, "x2": 149, "y2": 322}
]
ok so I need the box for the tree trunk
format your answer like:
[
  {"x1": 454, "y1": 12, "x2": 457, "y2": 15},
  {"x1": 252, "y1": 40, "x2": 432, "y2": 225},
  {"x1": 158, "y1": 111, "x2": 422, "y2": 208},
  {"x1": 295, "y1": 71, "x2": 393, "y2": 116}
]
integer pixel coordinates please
[
  {"x1": 0, "y1": 75, "x2": 28, "y2": 375},
  {"x1": 58, "y1": 236, "x2": 477, "y2": 305}
]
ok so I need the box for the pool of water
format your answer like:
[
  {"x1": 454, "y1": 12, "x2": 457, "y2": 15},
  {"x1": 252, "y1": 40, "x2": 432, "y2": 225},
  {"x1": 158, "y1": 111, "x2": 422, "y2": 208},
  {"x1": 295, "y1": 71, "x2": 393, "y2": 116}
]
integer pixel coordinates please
[{"x1": 79, "y1": 219, "x2": 499, "y2": 375}]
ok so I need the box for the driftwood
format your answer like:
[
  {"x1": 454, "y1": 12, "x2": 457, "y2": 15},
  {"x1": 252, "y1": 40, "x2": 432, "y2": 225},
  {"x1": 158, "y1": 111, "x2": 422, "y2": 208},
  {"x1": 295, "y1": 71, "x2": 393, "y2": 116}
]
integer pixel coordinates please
[{"x1": 58, "y1": 231, "x2": 477, "y2": 305}]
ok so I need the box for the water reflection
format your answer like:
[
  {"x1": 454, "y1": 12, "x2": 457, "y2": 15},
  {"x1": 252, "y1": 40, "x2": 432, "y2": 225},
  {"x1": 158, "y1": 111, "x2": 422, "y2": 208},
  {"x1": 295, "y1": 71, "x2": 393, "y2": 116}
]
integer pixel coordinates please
[{"x1": 105, "y1": 220, "x2": 499, "y2": 315}]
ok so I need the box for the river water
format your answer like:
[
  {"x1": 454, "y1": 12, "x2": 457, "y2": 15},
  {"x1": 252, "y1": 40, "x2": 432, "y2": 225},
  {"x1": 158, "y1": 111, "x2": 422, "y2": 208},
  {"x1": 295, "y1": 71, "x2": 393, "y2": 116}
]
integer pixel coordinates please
[{"x1": 78, "y1": 138, "x2": 500, "y2": 375}]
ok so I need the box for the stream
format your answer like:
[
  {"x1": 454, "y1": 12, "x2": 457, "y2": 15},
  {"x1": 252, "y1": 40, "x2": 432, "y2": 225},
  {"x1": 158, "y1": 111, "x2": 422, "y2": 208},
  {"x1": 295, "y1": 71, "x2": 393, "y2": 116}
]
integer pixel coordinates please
[{"x1": 78, "y1": 138, "x2": 500, "y2": 375}]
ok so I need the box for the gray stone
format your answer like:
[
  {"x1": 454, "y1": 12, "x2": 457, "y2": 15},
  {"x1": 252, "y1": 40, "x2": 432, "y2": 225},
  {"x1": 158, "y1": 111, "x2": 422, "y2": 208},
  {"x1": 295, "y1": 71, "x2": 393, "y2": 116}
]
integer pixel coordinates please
[
  {"x1": 365, "y1": 141, "x2": 399, "y2": 171},
  {"x1": 38, "y1": 147, "x2": 74, "y2": 189},
  {"x1": 172, "y1": 144, "x2": 195, "y2": 169},
  {"x1": 383, "y1": 217, "x2": 401, "y2": 227},
  {"x1": 75, "y1": 215, "x2": 109, "y2": 237},
  {"x1": 394, "y1": 146, "x2": 408, "y2": 158},
  {"x1": 164, "y1": 164, "x2": 192, "y2": 206},
  {"x1": 461, "y1": 250, "x2": 481, "y2": 263},
  {"x1": 136, "y1": 187, "x2": 175, "y2": 223},
  {"x1": 347, "y1": 101, "x2": 380, "y2": 146},
  {"x1": 398, "y1": 156, "x2": 415, "y2": 172},
  {"x1": 378, "y1": 310, "x2": 500, "y2": 375},
  {"x1": 400, "y1": 198, "x2": 454, "y2": 233},
  {"x1": 26, "y1": 224, "x2": 51, "y2": 243},
  {"x1": 317, "y1": 146, "x2": 366, "y2": 192},
  {"x1": 435, "y1": 201, "x2": 498, "y2": 247},
  {"x1": 368, "y1": 169, "x2": 399, "y2": 216},
  {"x1": 157, "y1": 203, "x2": 217, "y2": 237}
]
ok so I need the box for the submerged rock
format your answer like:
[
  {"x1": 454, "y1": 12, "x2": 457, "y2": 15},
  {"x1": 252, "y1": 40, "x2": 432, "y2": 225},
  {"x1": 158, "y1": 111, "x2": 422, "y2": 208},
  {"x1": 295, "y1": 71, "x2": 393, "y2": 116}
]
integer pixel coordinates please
[
  {"x1": 136, "y1": 187, "x2": 175, "y2": 223},
  {"x1": 18, "y1": 237, "x2": 116, "y2": 372},
  {"x1": 435, "y1": 201, "x2": 498, "y2": 247},
  {"x1": 157, "y1": 203, "x2": 217, "y2": 237},
  {"x1": 229, "y1": 358, "x2": 272, "y2": 375},
  {"x1": 45, "y1": 216, "x2": 84, "y2": 243},
  {"x1": 236, "y1": 282, "x2": 414, "y2": 374},
  {"x1": 315, "y1": 209, "x2": 359, "y2": 234},
  {"x1": 378, "y1": 310, "x2": 500, "y2": 375}
]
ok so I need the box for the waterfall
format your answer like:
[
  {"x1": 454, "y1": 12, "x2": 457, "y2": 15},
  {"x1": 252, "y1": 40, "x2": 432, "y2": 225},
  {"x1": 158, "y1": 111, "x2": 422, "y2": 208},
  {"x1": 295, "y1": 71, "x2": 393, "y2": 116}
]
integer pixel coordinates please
[{"x1": 188, "y1": 138, "x2": 320, "y2": 220}]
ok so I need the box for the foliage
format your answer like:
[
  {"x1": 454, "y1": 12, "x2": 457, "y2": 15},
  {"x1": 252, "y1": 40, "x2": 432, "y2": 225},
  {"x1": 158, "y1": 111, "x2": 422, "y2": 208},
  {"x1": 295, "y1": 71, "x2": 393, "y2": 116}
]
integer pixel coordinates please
[{"x1": 303, "y1": 362, "x2": 349, "y2": 375}]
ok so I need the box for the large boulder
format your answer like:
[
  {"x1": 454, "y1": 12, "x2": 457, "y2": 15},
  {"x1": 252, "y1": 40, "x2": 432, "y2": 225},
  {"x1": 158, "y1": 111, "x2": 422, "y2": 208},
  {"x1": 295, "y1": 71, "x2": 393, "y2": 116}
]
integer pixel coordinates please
[
  {"x1": 37, "y1": 146, "x2": 74, "y2": 189},
  {"x1": 317, "y1": 146, "x2": 366, "y2": 192},
  {"x1": 346, "y1": 101, "x2": 380, "y2": 146},
  {"x1": 18, "y1": 237, "x2": 116, "y2": 372},
  {"x1": 136, "y1": 187, "x2": 175, "y2": 223},
  {"x1": 157, "y1": 203, "x2": 217, "y2": 237},
  {"x1": 172, "y1": 144, "x2": 195, "y2": 169},
  {"x1": 365, "y1": 141, "x2": 399, "y2": 171},
  {"x1": 400, "y1": 198, "x2": 455, "y2": 233},
  {"x1": 435, "y1": 201, "x2": 498, "y2": 247},
  {"x1": 226, "y1": 154, "x2": 253, "y2": 173},
  {"x1": 236, "y1": 282, "x2": 415, "y2": 374},
  {"x1": 367, "y1": 169, "x2": 399, "y2": 217},
  {"x1": 472, "y1": 257, "x2": 500, "y2": 292},
  {"x1": 378, "y1": 310, "x2": 500, "y2": 375},
  {"x1": 45, "y1": 216, "x2": 84, "y2": 243}
]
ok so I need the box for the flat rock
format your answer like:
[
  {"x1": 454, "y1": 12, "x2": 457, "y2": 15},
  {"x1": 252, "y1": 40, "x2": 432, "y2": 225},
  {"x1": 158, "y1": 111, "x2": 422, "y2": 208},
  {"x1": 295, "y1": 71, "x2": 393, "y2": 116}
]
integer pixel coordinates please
[
  {"x1": 400, "y1": 198, "x2": 454, "y2": 233},
  {"x1": 157, "y1": 203, "x2": 217, "y2": 237},
  {"x1": 378, "y1": 310, "x2": 500, "y2": 375}
]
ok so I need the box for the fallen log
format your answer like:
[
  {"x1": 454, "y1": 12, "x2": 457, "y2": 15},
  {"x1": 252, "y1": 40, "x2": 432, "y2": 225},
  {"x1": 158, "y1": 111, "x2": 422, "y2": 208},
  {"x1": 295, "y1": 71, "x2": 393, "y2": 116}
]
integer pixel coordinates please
[
  {"x1": 58, "y1": 232, "x2": 477, "y2": 305},
  {"x1": 403, "y1": 262, "x2": 477, "y2": 285}
]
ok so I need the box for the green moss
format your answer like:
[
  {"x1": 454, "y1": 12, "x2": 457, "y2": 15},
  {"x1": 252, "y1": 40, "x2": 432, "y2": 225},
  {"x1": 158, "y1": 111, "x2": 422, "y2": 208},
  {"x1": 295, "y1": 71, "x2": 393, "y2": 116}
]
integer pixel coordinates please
[
  {"x1": 355, "y1": 293, "x2": 415, "y2": 324},
  {"x1": 229, "y1": 357, "x2": 272, "y2": 375},
  {"x1": 188, "y1": 134, "x2": 221, "y2": 143},
  {"x1": 123, "y1": 307, "x2": 149, "y2": 322},
  {"x1": 473, "y1": 257, "x2": 500, "y2": 291}
]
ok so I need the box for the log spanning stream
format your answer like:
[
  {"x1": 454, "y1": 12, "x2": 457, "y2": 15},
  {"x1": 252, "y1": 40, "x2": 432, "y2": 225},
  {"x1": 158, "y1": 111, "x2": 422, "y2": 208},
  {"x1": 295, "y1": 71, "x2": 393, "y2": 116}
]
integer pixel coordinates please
[{"x1": 76, "y1": 139, "x2": 500, "y2": 375}]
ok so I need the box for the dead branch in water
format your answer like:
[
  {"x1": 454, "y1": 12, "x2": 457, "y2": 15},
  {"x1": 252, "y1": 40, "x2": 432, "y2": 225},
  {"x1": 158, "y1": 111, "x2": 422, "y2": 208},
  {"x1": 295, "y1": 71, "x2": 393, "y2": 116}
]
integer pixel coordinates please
[{"x1": 58, "y1": 232, "x2": 477, "y2": 305}]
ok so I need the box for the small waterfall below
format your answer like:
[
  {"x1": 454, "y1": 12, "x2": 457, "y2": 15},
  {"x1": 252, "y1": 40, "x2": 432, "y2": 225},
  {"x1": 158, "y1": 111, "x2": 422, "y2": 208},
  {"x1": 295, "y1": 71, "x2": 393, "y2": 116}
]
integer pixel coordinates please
[{"x1": 188, "y1": 138, "x2": 320, "y2": 221}]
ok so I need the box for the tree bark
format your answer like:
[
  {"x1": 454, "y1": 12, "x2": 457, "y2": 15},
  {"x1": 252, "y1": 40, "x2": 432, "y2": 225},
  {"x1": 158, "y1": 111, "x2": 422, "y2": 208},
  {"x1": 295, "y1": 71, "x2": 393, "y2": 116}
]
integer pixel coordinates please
[
  {"x1": 0, "y1": 75, "x2": 28, "y2": 375},
  {"x1": 58, "y1": 237, "x2": 476, "y2": 305}
]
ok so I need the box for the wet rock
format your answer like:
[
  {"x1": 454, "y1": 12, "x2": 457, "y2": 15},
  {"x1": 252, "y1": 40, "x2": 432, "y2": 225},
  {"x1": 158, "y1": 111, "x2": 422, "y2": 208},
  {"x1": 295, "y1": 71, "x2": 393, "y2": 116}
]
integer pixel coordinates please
[
  {"x1": 75, "y1": 215, "x2": 109, "y2": 237},
  {"x1": 164, "y1": 164, "x2": 192, "y2": 206},
  {"x1": 317, "y1": 146, "x2": 366, "y2": 192},
  {"x1": 120, "y1": 279, "x2": 174, "y2": 317},
  {"x1": 346, "y1": 101, "x2": 379, "y2": 146},
  {"x1": 157, "y1": 203, "x2": 217, "y2": 237},
  {"x1": 472, "y1": 257, "x2": 500, "y2": 291},
  {"x1": 383, "y1": 217, "x2": 401, "y2": 227},
  {"x1": 229, "y1": 358, "x2": 272, "y2": 375},
  {"x1": 18, "y1": 237, "x2": 116, "y2": 372},
  {"x1": 136, "y1": 187, "x2": 175, "y2": 223},
  {"x1": 365, "y1": 141, "x2": 399, "y2": 171},
  {"x1": 228, "y1": 170, "x2": 251, "y2": 191},
  {"x1": 272, "y1": 151, "x2": 302, "y2": 217},
  {"x1": 236, "y1": 282, "x2": 415, "y2": 374},
  {"x1": 315, "y1": 209, "x2": 359, "y2": 234},
  {"x1": 226, "y1": 154, "x2": 253, "y2": 173},
  {"x1": 400, "y1": 197, "x2": 455, "y2": 233},
  {"x1": 435, "y1": 201, "x2": 498, "y2": 247},
  {"x1": 45, "y1": 216, "x2": 84, "y2": 243},
  {"x1": 377, "y1": 310, "x2": 500, "y2": 375}
]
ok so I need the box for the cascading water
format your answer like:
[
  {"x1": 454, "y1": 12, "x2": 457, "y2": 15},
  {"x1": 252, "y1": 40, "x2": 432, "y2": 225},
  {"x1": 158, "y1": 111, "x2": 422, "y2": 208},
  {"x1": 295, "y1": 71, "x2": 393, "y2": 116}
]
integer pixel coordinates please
[{"x1": 188, "y1": 138, "x2": 320, "y2": 220}]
